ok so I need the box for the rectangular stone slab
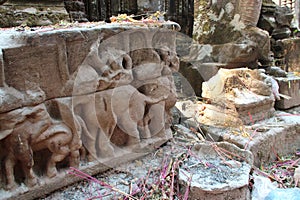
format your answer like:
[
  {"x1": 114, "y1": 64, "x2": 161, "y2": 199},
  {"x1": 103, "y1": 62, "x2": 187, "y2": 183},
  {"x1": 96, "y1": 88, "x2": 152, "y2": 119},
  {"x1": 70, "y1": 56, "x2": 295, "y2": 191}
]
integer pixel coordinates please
[{"x1": 275, "y1": 75, "x2": 300, "y2": 109}]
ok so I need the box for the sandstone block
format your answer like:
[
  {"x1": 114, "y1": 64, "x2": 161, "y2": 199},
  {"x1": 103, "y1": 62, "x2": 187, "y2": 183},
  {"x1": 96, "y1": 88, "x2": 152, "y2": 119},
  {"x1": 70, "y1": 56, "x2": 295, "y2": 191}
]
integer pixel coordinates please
[
  {"x1": 0, "y1": 23, "x2": 180, "y2": 198},
  {"x1": 282, "y1": 38, "x2": 300, "y2": 72},
  {"x1": 275, "y1": 74, "x2": 300, "y2": 109},
  {"x1": 201, "y1": 68, "x2": 275, "y2": 125},
  {"x1": 179, "y1": 142, "x2": 253, "y2": 200}
]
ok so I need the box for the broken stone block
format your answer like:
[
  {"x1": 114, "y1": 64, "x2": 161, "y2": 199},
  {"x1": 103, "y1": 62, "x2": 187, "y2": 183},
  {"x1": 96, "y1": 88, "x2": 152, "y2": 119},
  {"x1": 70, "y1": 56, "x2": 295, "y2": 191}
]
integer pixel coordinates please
[
  {"x1": 201, "y1": 68, "x2": 275, "y2": 125},
  {"x1": 204, "y1": 111, "x2": 300, "y2": 167},
  {"x1": 179, "y1": 142, "x2": 253, "y2": 200},
  {"x1": 275, "y1": 74, "x2": 300, "y2": 109},
  {"x1": 179, "y1": 61, "x2": 221, "y2": 96},
  {"x1": 174, "y1": 100, "x2": 300, "y2": 167},
  {"x1": 193, "y1": 0, "x2": 272, "y2": 68}
]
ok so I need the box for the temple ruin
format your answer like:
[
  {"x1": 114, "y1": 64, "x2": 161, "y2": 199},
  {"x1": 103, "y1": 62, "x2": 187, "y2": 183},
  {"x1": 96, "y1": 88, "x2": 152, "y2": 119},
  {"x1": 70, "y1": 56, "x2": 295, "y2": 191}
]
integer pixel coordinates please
[{"x1": 0, "y1": 0, "x2": 299, "y2": 199}]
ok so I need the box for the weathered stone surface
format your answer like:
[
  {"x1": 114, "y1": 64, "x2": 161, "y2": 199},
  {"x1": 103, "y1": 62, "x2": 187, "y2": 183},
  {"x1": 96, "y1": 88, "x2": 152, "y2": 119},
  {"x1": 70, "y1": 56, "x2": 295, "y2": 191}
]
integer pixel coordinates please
[
  {"x1": 229, "y1": 114, "x2": 300, "y2": 167},
  {"x1": 64, "y1": 0, "x2": 88, "y2": 22},
  {"x1": 193, "y1": 0, "x2": 272, "y2": 68},
  {"x1": 210, "y1": 27, "x2": 271, "y2": 68},
  {"x1": 281, "y1": 38, "x2": 300, "y2": 72},
  {"x1": 275, "y1": 74, "x2": 300, "y2": 109},
  {"x1": 3, "y1": 44, "x2": 67, "y2": 99},
  {"x1": 0, "y1": 23, "x2": 179, "y2": 198},
  {"x1": 179, "y1": 142, "x2": 253, "y2": 200},
  {"x1": 274, "y1": 6, "x2": 294, "y2": 27},
  {"x1": 200, "y1": 68, "x2": 275, "y2": 125},
  {"x1": 179, "y1": 61, "x2": 221, "y2": 96},
  {"x1": 0, "y1": 0, "x2": 70, "y2": 27},
  {"x1": 174, "y1": 99, "x2": 300, "y2": 167}
]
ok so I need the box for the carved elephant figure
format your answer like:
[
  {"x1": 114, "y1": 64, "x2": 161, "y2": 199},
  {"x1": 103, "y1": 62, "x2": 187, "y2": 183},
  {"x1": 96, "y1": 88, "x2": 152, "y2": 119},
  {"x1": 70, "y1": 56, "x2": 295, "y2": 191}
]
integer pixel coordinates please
[
  {"x1": 74, "y1": 85, "x2": 167, "y2": 160},
  {"x1": 2, "y1": 104, "x2": 79, "y2": 190},
  {"x1": 70, "y1": 41, "x2": 134, "y2": 96}
]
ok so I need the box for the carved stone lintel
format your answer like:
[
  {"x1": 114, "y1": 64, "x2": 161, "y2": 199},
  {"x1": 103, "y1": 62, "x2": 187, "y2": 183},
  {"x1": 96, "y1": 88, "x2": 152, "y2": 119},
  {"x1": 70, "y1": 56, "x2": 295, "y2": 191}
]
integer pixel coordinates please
[{"x1": 0, "y1": 24, "x2": 179, "y2": 195}]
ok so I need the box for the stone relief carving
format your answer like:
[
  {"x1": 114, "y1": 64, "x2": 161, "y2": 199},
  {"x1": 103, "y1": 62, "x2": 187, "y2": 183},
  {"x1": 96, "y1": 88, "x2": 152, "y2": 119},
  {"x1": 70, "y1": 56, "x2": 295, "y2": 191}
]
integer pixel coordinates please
[
  {"x1": 0, "y1": 104, "x2": 81, "y2": 190},
  {"x1": 73, "y1": 85, "x2": 168, "y2": 160},
  {"x1": 0, "y1": 28, "x2": 179, "y2": 191}
]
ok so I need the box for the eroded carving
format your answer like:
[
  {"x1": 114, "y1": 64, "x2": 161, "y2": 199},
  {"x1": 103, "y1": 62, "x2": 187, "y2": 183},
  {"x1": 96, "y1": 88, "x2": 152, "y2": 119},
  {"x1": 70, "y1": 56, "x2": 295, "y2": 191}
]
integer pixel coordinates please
[
  {"x1": 0, "y1": 104, "x2": 81, "y2": 189},
  {"x1": 74, "y1": 85, "x2": 168, "y2": 160},
  {"x1": 0, "y1": 27, "x2": 179, "y2": 193}
]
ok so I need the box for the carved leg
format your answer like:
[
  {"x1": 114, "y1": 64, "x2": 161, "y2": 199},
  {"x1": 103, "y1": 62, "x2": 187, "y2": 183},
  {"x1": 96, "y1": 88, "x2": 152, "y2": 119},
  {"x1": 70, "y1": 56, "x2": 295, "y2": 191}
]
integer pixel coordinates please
[
  {"x1": 75, "y1": 116, "x2": 96, "y2": 161},
  {"x1": 98, "y1": 129, "x2": 115, "y2": 158},
  {"x1": 119, "y1": 122, "x2": 141, "y2": 146},
  {"x1": 126, "y1": 132, "x2": 141, "y2": 146},
  {"x1": 79, "y1": 103, "x2": 100, "y2": 161},
  {"x1": 82, "y1": 128, "x2": 100, "y2": 161},
  {"x1": 5, "y1": 154, "x2": 17, "y2": 190},
  {"x1": 118, "y1": 118, "x2": 140, "y2": 146},
  {"x1": 82, "y1": 125, "x2": 98, "y2": 161},
  {"x1": 22, "y1": 162, "x2": 37, "y2": 188},
  {"x1": 46, "y1": 153, "x2": 66, "y2": 178},
  {"x1": 138, "y1": 115, "x2": 152, "y2": 139},
  {"x1": 69, "y1": 150, "x2": 80, "y2": 167},
  {"x1": 21, "y1": 147, "x2": 37, "y2": 188}
]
